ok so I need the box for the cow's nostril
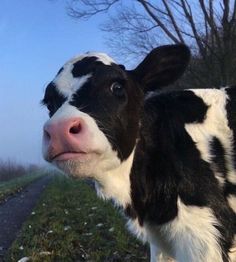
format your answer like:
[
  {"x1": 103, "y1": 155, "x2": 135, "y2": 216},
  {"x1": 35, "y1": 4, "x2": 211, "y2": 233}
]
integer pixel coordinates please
[{"x1": 69, "y1": 123, "x2": 81, "y2": 134}]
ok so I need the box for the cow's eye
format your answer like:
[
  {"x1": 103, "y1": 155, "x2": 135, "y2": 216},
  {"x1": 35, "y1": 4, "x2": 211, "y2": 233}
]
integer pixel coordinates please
[{"x1": 110, "y1": 82, "x2": 125, "y2": 97}]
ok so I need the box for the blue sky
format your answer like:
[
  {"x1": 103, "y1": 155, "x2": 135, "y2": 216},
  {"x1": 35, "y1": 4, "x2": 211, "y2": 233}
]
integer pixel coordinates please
[{"x1": 0, "y1": 0, "x2": 115, "y2": 165}]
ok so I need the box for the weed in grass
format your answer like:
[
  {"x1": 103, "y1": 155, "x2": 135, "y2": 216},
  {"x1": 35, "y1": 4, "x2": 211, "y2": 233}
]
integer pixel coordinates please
[{"x1": 6, "y1": 175, "x2": 148, "y2": 261}]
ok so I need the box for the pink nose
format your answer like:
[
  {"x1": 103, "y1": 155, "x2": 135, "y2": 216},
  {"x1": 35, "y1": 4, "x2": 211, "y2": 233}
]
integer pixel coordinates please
[
  {"x1": 43, "y1": 118, "x2": 84, "y2": 159},
  {"x1": 44, "y1": 118, "x2": 82, "y2": 141},
  {"x1": 44, "y1": 117, "x2": 82, "y2": 141}
]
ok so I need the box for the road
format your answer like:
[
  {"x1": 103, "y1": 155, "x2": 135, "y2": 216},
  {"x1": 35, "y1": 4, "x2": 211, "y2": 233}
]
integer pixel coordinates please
[{"x1": 0, "y1": 175, "x2": 52, "y2": 259}]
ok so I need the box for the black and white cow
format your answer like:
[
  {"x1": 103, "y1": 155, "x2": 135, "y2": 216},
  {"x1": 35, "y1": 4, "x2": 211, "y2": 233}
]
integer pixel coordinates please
[{"x1": 42, "y1": 45, "x2": 236, "y2": 262}]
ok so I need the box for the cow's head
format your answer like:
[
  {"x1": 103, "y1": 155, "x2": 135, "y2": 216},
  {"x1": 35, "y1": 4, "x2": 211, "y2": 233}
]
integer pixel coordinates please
[{"x1": 42, "y1": 45, "x2": 190, "y2": 179}]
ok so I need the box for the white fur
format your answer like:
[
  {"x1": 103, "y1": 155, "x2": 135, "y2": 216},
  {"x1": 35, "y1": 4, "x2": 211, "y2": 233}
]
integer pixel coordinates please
[
  {"x1": 185, "y1": 89, "x2": 236, "y2": 185},
  {"x1": 54, "y1": 71, "x2": 92, "y2": 97},
  {"x1": 126, "y1": 218, "x2": 147, "y2": 243},
  {"x1": 150, "y1": 244, "x2": 163, "y2": 262},
  {"x1": 230, "y1": 236, "x2": 236, "y2": 262},
  {"x1": 95, "y1": 150, "x2": 134, "y2": 207},
  {"x1": 227, "y1": 194, "x2": 236, "y2": 213},
  {"x1": 150, "y1": 244, "x2": 175, "y2": 262},
  {"x1": 145, "y1": 198, "x2": 222, "y2": 262},
  {"x1": 53, "y1": 52, "x2": 115, "y2": 97},
  {"x1": 173, "y1": 199, "x2": 222, "y2": 261}
]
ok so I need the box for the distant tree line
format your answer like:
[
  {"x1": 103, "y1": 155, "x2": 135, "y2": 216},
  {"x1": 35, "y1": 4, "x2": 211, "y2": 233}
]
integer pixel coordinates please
[{"x1": 0, "y1": 160, "x2": 39, "y2": 182}]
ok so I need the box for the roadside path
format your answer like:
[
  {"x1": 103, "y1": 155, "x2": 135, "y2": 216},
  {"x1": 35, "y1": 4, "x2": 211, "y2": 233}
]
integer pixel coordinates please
[{"x1": 0, "y1": 175, "x2": 52, "y2": 259}]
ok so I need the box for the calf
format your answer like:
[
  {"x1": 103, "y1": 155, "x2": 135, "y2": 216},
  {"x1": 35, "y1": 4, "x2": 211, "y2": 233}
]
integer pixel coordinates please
[{"x1": 42, "y1": 45, "x2": 236, "y2": 261}]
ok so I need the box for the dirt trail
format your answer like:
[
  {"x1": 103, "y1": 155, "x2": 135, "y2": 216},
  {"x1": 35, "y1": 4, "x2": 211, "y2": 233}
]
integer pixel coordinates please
[{"x1": 0, "y1": 175, "x2": 52, "y2": 259}]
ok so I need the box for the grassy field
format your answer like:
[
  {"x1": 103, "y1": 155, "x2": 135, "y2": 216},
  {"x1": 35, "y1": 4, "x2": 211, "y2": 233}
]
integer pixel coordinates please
[
  {"x1": 6, "y1": 175, "x2": 149, "y2": 262},
  {"x1": 0, "y1": 172, "x2": 47, "y2": 203}
]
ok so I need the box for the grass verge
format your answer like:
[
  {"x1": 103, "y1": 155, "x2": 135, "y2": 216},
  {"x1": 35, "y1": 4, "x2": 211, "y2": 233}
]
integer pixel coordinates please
[
  {"x1": 6, "y1": 175, "x2": 148, "y2": 261},
  {"x1": 0, "y1": 172, "x2": 47, "y2": 203}
]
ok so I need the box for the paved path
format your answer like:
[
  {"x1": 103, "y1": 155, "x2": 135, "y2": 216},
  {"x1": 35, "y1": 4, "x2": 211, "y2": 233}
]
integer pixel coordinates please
[{"x1": 0, "y1": 175, "x2": 52, "y2": 259}]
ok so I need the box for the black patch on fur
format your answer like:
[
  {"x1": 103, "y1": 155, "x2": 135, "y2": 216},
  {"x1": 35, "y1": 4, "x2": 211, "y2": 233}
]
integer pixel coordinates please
[
  {"x1": 163, "y1": 90, "x2": 208, "y2": 123},
  {"x1": 119, "y1": 64, "x2": 126, "y2": 70},
  {"x1": 210, "y1": 137, "x2": 227, "y2": 174},
  {"x1": 225, "y1": 181, "x2": 236, "y2": 196},
  {"x1": 41, "y1": 82, "x2": 66, "y2": 117},
  {"x1": 72, "y1": 57, "x2": 101, "y2": 77},
  {"x1": 56, "y1": 67, "x2": 64, "y2": 76},
  {"x1": 130, "y1": 90, "x2": 235, "y2": 258},
  {"x1": 131, "y1": 91, "x2": 209, "y2": 224},
  {"x1": 226, "y1": 87, "x2": 236, "y2": 170},
  {"x1": 69, "y1": 63, "x2": 143, "y2": 161},
  {"x1": 210, "y1": 136, "x2": 228, "y2": 178},
  {"x1": 125, "y1": 204, "x2": 137, "y2": 219}
]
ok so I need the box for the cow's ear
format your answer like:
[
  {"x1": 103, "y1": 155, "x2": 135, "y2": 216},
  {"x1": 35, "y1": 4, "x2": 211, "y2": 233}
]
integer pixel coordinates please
[{"x1": 130, "y1": 44, "x2": 190, "y2": 92}]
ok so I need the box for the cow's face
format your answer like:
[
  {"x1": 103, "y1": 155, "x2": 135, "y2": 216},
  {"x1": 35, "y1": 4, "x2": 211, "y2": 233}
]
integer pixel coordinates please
[
  {"x1": 42, "y1": 45, "x2": 190, "y2": 179},
  {"x1": 42, "y1": 53, "x2": 143, "y2": 178}
]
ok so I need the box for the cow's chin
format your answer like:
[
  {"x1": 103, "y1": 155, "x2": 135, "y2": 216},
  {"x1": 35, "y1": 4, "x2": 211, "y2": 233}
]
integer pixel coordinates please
[
  {"x1": 53, "y1": 153, "x2": 99, "y2": 179},
  {"x1": 51, "y1": 148, "x2": 121, "y2": 180}
]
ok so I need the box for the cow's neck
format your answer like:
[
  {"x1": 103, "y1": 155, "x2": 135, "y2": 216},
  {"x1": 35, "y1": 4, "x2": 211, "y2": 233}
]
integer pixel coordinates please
[{"x1": 94, "y1": 150, "x2": 135, "y2": 208}]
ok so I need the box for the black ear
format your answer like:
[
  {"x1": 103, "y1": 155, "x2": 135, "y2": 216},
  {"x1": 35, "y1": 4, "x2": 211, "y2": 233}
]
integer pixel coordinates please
[
  {"x1": 119, "y1": 64, "x2": 126, "y2": 70},
  {"x1": 131, "y1": 44, "x2": 190, "y2": 92}
]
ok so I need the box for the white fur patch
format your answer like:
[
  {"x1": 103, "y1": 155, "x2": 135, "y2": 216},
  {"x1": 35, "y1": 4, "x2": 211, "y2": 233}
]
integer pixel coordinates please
[
  {"x1": 146, "y1": 198, "x2": 222, "y2": 261},
  {"x1": 54, "y1": 71, "x2": 92, "y2": 97},
  {"x1": 230, "y1": 236, "x2": 236, "y2": 262},
  {"x1": 53, "y1": 52, "x2": 115, "y2": 97},
  {"x1": 95, "y1": 150, "x2": 135, "y2": 208},
  {"x1": 150, "y1": 243, "x2": 176, "y2": 261},
  {"x1": 173, "y1": 199, "x2": 222, "y2": 261},
  {"x1": 227, "y1": 194, "x2": 236, "y2": 213},
  {"x1": 126, "y1": 218, "x2": 147, "y2": 243},
  {"x1": 185, "y1": 89, "x2": 236, "y2": 185}
]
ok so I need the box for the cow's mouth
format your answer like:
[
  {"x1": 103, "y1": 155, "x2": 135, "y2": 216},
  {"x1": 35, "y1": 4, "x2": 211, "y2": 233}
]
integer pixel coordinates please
[{"x1": 51, "y1": 151, "x2": 89, "y2": 162}]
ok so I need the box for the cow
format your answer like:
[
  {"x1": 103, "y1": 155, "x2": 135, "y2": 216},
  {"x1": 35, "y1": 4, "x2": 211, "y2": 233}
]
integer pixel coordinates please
[{"x1": 42, "y1": 44, "x2": 236, "y2": 261}]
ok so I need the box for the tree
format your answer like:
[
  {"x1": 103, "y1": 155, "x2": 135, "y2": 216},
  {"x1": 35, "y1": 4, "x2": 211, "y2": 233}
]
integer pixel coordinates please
[{"x1": 68, "y1": 0, "x2": 236, "y2": 88}]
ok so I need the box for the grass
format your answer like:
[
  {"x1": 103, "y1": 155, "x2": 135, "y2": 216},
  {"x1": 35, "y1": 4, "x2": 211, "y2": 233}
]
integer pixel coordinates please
[
  {"x1": 6, "y1": 175, "x2": 149, "y2": 262},
  {"x1": 0, "y1": 171, "x2": 47, "y2": 203}
]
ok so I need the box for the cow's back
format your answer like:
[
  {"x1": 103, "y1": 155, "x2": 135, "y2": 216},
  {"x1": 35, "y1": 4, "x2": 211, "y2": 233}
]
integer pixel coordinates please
[
  {"x1": 183, "y1": 87, "x2": 236, "y2": 215},
  {"x1": 132, "y1": 88, "x2": 236, "y2": 261}
]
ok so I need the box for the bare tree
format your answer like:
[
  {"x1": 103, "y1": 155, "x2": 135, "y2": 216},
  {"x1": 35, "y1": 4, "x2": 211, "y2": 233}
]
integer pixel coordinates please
[{"x1": 67, "y1": 0, "x2": 236, "y2": 87}]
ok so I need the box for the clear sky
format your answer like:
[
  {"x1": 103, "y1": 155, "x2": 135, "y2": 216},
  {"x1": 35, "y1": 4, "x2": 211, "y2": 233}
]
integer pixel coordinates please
[{"x1": 0, "y1": 0, "x2": 115, "y2": 165}]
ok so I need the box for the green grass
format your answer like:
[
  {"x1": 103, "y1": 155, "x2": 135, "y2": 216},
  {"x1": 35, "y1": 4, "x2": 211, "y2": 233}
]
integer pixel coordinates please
[
  {"x1": 6, "y1": 176, "x2": 148, "y2": 262},
  {"x1": 0, "y1": 172, "x2": 47, "y2": 203}
]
